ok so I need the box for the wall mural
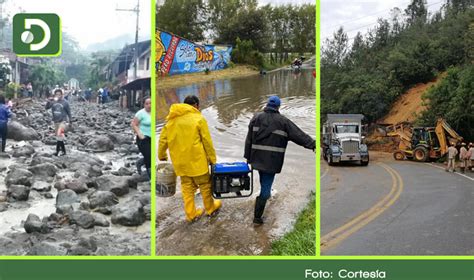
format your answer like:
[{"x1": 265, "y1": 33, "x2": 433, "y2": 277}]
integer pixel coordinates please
[{"x1": 156, "y1": 30, "x2": 233, "y2": 76}]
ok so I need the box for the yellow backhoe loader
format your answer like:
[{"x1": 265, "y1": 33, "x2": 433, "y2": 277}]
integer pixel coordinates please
[{"x1": 387, "y1": 118, "x2": 463, "y2": 162}]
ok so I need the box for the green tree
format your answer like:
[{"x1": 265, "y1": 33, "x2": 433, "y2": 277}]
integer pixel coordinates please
[
  {"x1": 405, "y1": 0, "x2": 427, "y2": 26},
  {"x1": 213, "y1": 3, "x2": 269, "y2": 52},
  {"x1": 86, "y1": 52, "x2": 111, "y2": 89},
  {"x1": 322, "y1": 27, "x2": 348, "y2": 67},
  {"x1": 420, "y1": 65, "x2": 474, "y2": 140},
  {"x1": 157, "y1": 0, "x2": 206, "y2": 42},
  {"x1": 29, "y1": 64, "x2": 66, "y2": 97},
  {"x1": 0, "y1": 61, "x2": 10, "y2": 88}
]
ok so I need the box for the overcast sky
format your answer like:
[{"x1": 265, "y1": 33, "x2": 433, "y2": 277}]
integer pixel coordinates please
[
  {"x1": 4, "y1": 0, "x2": 151, "y2": 49},
  {"x1": 322, "y1": 0, "x2": 445, "y2": 42},
  {"x1": 259, "y1": 0, "x2": 315, "y2": 5}
]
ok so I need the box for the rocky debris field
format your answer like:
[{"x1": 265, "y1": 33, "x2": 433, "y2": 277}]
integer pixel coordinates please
[{"x1": 0, "y1": 99, "x2": 150, "y2": 256}]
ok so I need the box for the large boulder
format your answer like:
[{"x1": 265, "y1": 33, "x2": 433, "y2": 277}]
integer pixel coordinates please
[
  {"x1": 107, "y1": 133, "x2": 133, "y2": 145},
  {"x1": 28, "y1": 163, "x2": 57, "y2": 178},
  {"x1": 24, "y1": 213, "x2": 48, "y2": 233},
  {"x1": 95, "y1": 175, "x2": 134, "y2": 196},
  {"x1": 84, "y1": 136, "x2": 114, "y2": 152},
  {"x1": 7, "y1": 185, "x2": 30, "y2": 201},
  {"x1": 91, "y1": 213, "x2": 110, "y2": 227},
  {"x1": 69, "y1": 210, "x2": 95, "y2": 229},
  {"x1": 27, "y1": 242, "x2": 67, "y2": 256},
  {"x1": 5, "y1": 168, "x2": 33, "y2": 187},
  {"x1": 88, "y1": 191, "x2": 118, "y2": 209},
  {"x1": 7, "y1": 121, "x2": 41, "y2": 141},
  {"x1": 68, "y1": 237, "x2": 97, "y2": 256},
  {"x1": 12, "y1": 144, "x2": 35, "y2": 158},
  {"x1": 54, "y1": 178, "x2": 88, "y2": 194},
  {"x1": 59, "y1": 153, "x2": 104, "y2": 168},
  {"x1": 111, "y1": 200, "x2": 145, "y2": 226},
  {"x1": 55, "y1": 189, "x2": 80, "y2": 214},
  {"x1": 31, "y1": 181, "x2": 51, "y2": 192}
]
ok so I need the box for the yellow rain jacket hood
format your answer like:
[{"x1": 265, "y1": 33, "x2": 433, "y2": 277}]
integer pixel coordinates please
[{"x1": 158, "y1": 103, "x2": 217, "y2": 177}]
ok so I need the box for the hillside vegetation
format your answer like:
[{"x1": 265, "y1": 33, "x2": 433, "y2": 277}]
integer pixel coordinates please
[{"x1": 321, "y1": 0, "x2": 473, "y2": 140}]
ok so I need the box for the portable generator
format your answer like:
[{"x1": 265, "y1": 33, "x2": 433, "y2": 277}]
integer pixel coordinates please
[{"x1": 211, "y1": 162, "x2": 253, "y2": 199}]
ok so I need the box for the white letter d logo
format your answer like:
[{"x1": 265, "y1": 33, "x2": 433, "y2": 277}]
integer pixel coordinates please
[{"x1": 22, "y1": 18, "x2": 51, "y2": 51}]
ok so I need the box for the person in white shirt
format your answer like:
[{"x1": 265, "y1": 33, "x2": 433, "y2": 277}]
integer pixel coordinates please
[{"x1": 446, "y1": 143, "x2": 458, "y2": 172}]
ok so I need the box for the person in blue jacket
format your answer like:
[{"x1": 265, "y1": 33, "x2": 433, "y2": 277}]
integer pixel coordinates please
[
  {"x1": 102, "y1": 87, "x2": 108, "y2": 104},
  {"x1": 0, "y1": 95, "x2": 12, "y2": 153}
]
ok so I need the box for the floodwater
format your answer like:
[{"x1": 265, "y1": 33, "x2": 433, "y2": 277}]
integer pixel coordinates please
[{"x1": 156, "y1": 67, "x2": 316, "y2": 255}]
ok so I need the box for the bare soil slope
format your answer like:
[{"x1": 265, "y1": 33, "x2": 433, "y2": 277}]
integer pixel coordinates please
[{"x1": 379, "y1": 74, "x2": 445, "y2": 125}]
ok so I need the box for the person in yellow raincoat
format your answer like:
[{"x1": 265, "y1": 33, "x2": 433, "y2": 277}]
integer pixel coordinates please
[{"x1": 158, "y1": 95, "x2": 222, "y2": 222}]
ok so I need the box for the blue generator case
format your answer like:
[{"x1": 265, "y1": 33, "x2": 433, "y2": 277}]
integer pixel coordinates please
[{"x1": 211, "y1": 162, "x2": 253, "y2": 199}]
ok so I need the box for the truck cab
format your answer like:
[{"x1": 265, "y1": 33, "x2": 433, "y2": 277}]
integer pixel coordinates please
[{"x1": 323, "y1": 114, "x2": 369, "y2": 166}]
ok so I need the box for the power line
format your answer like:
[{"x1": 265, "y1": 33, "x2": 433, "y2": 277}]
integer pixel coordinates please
[
  {"x1": 323, "y1": 0, "x2": 445, "y2": 40},
  {"x1": 324, "y1": 1, "x2": 413, "y2": 30}
]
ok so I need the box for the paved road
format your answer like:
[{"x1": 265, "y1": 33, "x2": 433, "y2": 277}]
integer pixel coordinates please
[{"x1": 321, "y1": 152, "x2": 473, "y2": 255}]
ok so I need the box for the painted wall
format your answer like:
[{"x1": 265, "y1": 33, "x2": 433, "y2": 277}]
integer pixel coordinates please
[{"x1": 156, "y1": 30, "x2": 232, "y2": 76}]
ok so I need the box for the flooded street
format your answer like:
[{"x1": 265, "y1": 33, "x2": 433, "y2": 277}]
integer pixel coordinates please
[
  {"x1": 0, "y1": 100, "x2": 150, "y2": 256},
  {"x1": 156, "y1": 68, "x2": 316, "y2": 255}
]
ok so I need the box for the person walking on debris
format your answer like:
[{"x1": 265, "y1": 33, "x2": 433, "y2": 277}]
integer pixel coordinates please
[
  {"x1": 0, "y1": 95, "x2": 12, "y2": 153},
  {"x1": 459, "y1": 143, "x2": 468, "y2": 173},
  {"x1": 101, "y1": 87, "x2": 108, "y2": 104},
  {"x1": 244, "y1": 96, "x2": 315, "y2": 225},
  {"x1": 468, "y1": 143, "x2": 474, "y2": 172},
  {"x1": 131, "y1": 97, "x2": 151, "y2": 179},
  {"x1": 158, "y1": 95, "x2": 222, "y2": 222},
  {"x1": 27, "y1": 82, "x2": 33, "y2": 98},
  {"x1": 446, "y1": 143, "x2": 458, "y2": 172},
  {"x1": 46, "y1": 88, "x2": 72, "y2": 156}
]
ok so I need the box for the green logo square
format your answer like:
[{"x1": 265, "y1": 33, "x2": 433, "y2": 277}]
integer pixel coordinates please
[{"x1": 12, "y1": 13, "x2": 61, "y2": 57}]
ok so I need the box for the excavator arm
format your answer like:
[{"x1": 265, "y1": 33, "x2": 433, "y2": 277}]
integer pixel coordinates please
[
  {"x1": 387, "y1": 123, "x2": 413, "y2": 150},
  {"x1": 435, "y1": 118, "x2": 463, "y2": 156}
]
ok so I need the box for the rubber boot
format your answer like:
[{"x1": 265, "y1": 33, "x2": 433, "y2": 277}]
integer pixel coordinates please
[
  {"x1": 55, "y1": 141, "x2": 61, "y2": 156},
  {"x1": 253, "y1": 196, "x2": 267, "y2": 225},
  {"x1": 136, "y1": 158, "x2": 143, "y2": 175},
  {"x1": 60, "y1": 141, "x2": 66, "y2": 156}
]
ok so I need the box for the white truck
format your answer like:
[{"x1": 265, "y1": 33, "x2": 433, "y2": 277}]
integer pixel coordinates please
[{"x1": 322, "y1": 114, "x2": 369, "y2": 166}]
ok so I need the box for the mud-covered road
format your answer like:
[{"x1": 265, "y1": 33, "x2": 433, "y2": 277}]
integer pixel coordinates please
[{"x1": 0, "y1": 98, "x2": 150, "y2": 256}]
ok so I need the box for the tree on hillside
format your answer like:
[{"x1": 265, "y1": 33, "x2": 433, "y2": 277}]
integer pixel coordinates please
[
  {"x1": 405, "y1": 0, "x2": 428, "y2": 26},
  {"x1": 322, "y1": 27, "x2": 348, "y2": 67},
  {"x1": 321, "y1": 1, "x2": 473, "y2": 124},
  {"x1": 86, "y1": 52, "x2": 111, "y2": 89},
  {"x1": 420, "y1": 65, "x2": 474, "y2": 140},
  {"x1": 446, "y1": 0, "x2": 473, "y2": 14}
]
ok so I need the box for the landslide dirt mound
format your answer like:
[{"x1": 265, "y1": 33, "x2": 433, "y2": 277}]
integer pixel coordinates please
[
  {"x1": 368, "y1": 74, "x2": 445, "y2": 152},
  {"x1": 379, "y1": 74, "x2": 445, "y2": 125}
]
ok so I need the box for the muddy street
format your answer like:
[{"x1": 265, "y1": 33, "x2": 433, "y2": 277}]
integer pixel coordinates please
[
  {"x1": 321, "y1": 151, "x2": 474, "y2": 255},
  {"x1": 0, "y1": 98, "x2": 150, "y2": 256},
  {"x1": 156, "y1": 69, "x2": 316, "y2": 255}
]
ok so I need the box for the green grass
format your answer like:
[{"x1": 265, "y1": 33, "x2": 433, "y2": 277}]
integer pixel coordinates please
[{"x1": 270, "y1": 194, "x2": 316, "y2": 256}]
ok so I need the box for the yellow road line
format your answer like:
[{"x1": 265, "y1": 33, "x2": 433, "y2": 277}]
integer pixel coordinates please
[{"x1": 321, "y1": 163, "x2": 404, "y2": 252}]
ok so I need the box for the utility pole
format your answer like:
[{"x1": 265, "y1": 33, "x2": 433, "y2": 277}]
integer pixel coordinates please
[
  {"x1": 116, "y1": 0, "x2": 140, "y2": 80},
  {"x1": 0, "y1": 0, "x2": 4, "y2": 47}
]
